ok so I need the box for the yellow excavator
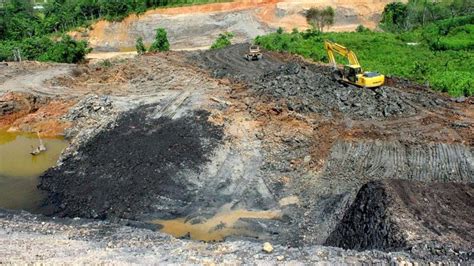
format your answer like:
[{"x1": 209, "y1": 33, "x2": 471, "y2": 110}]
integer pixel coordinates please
[{"x1": 324, "y1": 40, "x2": 384, "y2": 88}]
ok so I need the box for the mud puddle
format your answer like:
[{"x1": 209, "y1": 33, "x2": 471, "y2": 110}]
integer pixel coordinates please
[
  {"x1": 153, "y1": 207, "x2": 281, "y2": 242},
  {"x1": 0, "y1": 130, "x2": 67, "y2": 211}
]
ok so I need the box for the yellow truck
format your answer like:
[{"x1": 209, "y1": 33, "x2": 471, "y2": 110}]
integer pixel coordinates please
[{"x1": 324, "y1": 40, "x2": 384, "y2": 88}]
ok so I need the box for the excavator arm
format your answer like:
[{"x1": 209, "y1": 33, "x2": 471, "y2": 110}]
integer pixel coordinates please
[{"x1": 324, "y1": 40, "x2": 360, "y2": 68}]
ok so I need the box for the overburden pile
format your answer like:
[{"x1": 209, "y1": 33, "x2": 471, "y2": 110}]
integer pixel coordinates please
[{"x1": 190, "y1": 43, "x2": 448, "y2": 119}]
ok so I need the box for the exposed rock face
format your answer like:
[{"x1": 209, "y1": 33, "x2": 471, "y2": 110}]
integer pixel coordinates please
[
  {"x1": 74, "y1": 0, "x2": 397, "y2": 51},
  {"x1": 326, "y1": 180, "x2": 474, "y2": 260}
]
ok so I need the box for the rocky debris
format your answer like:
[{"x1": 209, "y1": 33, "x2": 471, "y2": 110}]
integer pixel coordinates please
[
  {"x1": 189, "y1": 44, "x2": 450, "y2": 120},
  {"x1": 325, "y1": 180, "x2": 474, "y2": 262},
  {"x1": 63, "y1": 94, "x2": 113, "y2": 122},
  {"x1": 40, "y1": 106, "x2": 224, "y2": 220},
  {"x1": 0, "y1": 208, "x2": 431, "y2": 264},
  {"x1": 0, "y1": 101, "x2": 16, "y2": 116},
  {"x1": 60, "y1": 94, "x2": 118, "y2": 155},
  {"x1": 0, "y1": 92, "x2": 47, "y2": 116},
  {"x1": 263, "y1": 242, "x2": 274, "y2": 253},
  {"x1": 253, "y1": 63, "x2": 423, "y2": 119}
]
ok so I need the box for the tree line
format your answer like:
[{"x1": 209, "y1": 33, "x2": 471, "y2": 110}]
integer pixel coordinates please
[
  {"x1": 380, "y1": 0, "x2": 473, "y2": 32},
  {"x1": 0, "y1": 0, "x2": 225, "y2": 62}
]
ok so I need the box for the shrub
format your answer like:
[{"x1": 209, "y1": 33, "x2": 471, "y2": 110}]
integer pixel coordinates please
[
  {"x1": 135, "y1": 37, "x2": 146, "y2": 55},
  {"x1": 355, "y1": 25, "x2": 370, "y2": 33},
  {"x1": 277, "y1": 27, "x2": 284, "y2": 34},
  {"x1": 99, "y1": 59, "x2": 112, "y2": 68},
  {"x1": 149, "y1": 28, "x2": 170, "y2": 52},
  {"x1": 430, "y1": 71, "x2": 473, "y2": 97},
  {"x1": 38, "y1": 35, "x2": 90, "y2": 63},
  {"x1": 210, "y1": 32, "x2": 234, "y2": 50},
  {"x1": 0, "y1": 35, "x2": 90, "y2": 63}
]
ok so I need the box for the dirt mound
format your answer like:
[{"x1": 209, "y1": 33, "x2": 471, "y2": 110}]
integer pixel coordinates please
[
  {"x1": 325, "y1": 180, "x2": 473, "y2": 260},
  {"x1": 189, "y1": 44, "x2": 449, "y2": 119},
  {"x1": 39, "y1": 106, "x2": 223, "y2": 220},
  {"x1": 188, "y1": 43, "x2": 285, "y2": 80}
]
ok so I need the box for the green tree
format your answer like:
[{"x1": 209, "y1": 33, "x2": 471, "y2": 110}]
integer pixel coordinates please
[
  {"x1": 305, "y1": 6, "x2": 335, "y2": 32},
  {"x1": 149, "y1": 28, "x2": 170, "y2": 52},
  {"x1": 135, "y1": 37, "x2": 146, "y2": 55},
  {"x1": 380, "y1": 2, "x2": 408, "y2": 31},
  {"x1": 38, "y1": 35, "x2": 91, "y2": 63},
  {"x1": 210, "y1": 32, "x2": 234, "y2": 49}
]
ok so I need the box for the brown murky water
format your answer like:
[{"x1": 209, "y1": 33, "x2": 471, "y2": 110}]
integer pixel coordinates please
[
  {"x1": 0, "y1": 130, "x2": 67, "y2": 211},
  {"x1": 153, "y1": 206, "x2": 281, "y2": 242}
]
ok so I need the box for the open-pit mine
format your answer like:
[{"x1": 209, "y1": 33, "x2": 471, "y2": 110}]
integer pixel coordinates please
[{"x1": 0, "y1": 42, "x2": 472, "y2": 263}]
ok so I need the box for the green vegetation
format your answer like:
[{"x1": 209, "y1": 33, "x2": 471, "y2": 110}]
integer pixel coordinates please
[
  {"x1": 255, "y1": 0, "x2": 474, "y2": 97},
  {"x1": 255, "y1": 19, "x2": 473, "y2": 96},
  {"x1": 135, "y1": 37, "x2": 146, "y2": 55},
  {"x1": 0, "y1": 0, "x2": 227, "y2": 62},
  {"x1": 211, "y1": 32, "x2": 234, "y2": 50},
  {"x1": 380, "y1": 0, "x2": 473, "y2": 31},
  {"x1": 305, "y1": 6, "x2": 335, "y2": 32},
  {"x1": 149, "y1": 28, "x2": 170, "y2": 52}
]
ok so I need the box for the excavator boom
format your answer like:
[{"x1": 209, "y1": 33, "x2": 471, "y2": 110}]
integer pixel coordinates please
[
  {"x1": 324, "y1": 40, "x2": 384, "y2": 88},
  {"x1": 324, "y1": 40, "x2": 360, "y2": 68}
]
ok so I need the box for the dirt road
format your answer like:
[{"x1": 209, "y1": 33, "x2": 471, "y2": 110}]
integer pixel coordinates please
[{"x1": 0, "y1": 62, "x2": 73, "y2": 96}]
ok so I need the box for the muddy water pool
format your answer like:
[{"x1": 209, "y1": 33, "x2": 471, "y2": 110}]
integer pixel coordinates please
[
  {"x1": 153, "y1": 206, "x2": 281, "y2": 242},
  {"x1": 0, "y1": 130, "x2": 67, "y2": 211}
]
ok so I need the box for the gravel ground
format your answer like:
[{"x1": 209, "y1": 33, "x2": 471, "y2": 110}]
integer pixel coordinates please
[{"x1": 0, "y1": 209, "x2": 425, "y2": 264}]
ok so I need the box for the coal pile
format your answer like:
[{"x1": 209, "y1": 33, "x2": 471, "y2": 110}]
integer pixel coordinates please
[
  {"x1": 39, "y1": 106, "x2": 223, "y2": 220},
  {"x1": 326, "y1": 180, "x2": 474, "y2": 260}
]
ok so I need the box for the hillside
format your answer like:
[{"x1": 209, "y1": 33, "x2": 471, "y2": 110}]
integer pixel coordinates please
[{"x1": 72, "y1": 0, "x2": 397, "y2": 51}]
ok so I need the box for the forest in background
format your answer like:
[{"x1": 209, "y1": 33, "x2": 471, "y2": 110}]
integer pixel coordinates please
[{"x1": 0, "y1": 0, "x2": 227, "y2": 62}]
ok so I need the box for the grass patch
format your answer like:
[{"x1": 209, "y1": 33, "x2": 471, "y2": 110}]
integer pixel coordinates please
[{"x1": 255, "y1": 28, "x2": 473, "y2": 97}]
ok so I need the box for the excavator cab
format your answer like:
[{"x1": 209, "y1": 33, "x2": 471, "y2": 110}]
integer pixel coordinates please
[
  {"x1": 324, "y1": 40, "x2": 384, "y2": 88},
  {"x1": 343, "y1": 65, "x2": 362, "y2": 83}
]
